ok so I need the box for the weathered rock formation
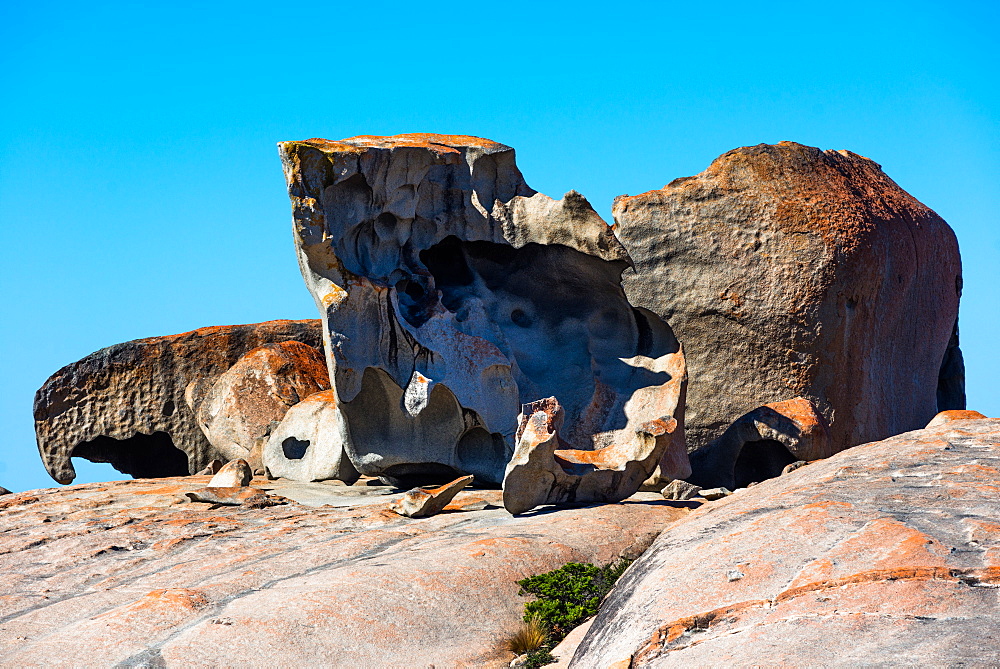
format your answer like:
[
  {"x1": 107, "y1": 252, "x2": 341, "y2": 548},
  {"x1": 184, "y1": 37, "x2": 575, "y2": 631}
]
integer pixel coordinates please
[
  {"x1": 192, "y1": 341, "x2": 330, "y2": 471},
  {"x1": 502, "y1": 395, "x2": 688, "y2": 515},
  {"x1": 183, "y1": 486, "x2": 274, "y2": 506},
  {"x1": 34, "y1": 320, "x2": 323, "y2": 483},
  {"x1": 0, "y1": 477, "x2": 684, "y2": 665},
  {"x1": 206, "y1": 459, "x2": 252, "y2": 488},
  {"x1": 926, "y1": 408, "x2": 988, "y2": 428},
  {"x1": 261, "y1": 390, "x2": 360, "y2": 484},
  {"x1": 613, "y1": 141, "x2": 964, "y2": 454},
  {"x1": 688, "y1": 396, "x2": 832, "y2": 489},
  {"x1": 390, "y1": 474, "x2": 473, "y2": 517},
  {"x1": 571, "y1": 417, "x2": 1000, "y2": 666},
  {"x1": 277, "y1": 134, "x2": 687, "y2": 487}
]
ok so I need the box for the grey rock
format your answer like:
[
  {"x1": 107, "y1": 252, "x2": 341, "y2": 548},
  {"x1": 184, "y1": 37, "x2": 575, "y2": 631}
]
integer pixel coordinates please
[
  {"x1": 262, "y1": 390, "x2": 360, "y2": 484},
  {"x1": 613, "y1": 142, "x2": 963, "y2": 455},
  {"x1": 0, "y1": 486, "x2": 10, "y2": 496},
  {"x1": 502, "y1": 394, "x2": 688, "y2": 515},
  {"x1": 390, "y1": 475, "x2": 474, "y2": 518},
  {"x1": 278, "y1": 134, "x2": 687, "y2": 487},
  {"x1": 660, "y1": 479, "x2": 701, "y2": 501},
  {"x1": 698, "y1": 487, "x2": 731, "y2": 500}
]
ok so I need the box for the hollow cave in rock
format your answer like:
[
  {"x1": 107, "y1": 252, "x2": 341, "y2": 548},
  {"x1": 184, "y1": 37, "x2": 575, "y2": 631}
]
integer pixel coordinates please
[
  {"x1": 71, "y1": 431, "x2": 189, "y2": 479},
  {"x1": 281, "y1": 437, "x2": 310, "y2": 460},
  {"x1": 732, "y1": 438, "x2": 798, "y2": 488},
  {"x1": 412, "y1": 236, "x2": 677, "y2": 443}
]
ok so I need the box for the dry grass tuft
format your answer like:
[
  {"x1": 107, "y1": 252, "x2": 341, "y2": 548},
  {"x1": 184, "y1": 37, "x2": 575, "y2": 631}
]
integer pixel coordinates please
[{"x1": 508, "y1": 614, "x2": 548, "y2": 655}]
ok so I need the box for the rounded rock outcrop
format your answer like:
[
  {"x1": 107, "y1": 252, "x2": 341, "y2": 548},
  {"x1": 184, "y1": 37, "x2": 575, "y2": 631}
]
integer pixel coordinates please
[{"x1": 613, "y1": 141, "x2": 964, "y2": 454}]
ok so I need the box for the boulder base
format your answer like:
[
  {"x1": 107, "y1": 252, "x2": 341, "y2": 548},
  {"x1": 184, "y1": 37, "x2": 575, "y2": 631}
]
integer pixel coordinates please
[
  {"x1": 0, "y1": 478, "x2": 686, "y2": 666},
  {"x1": 571, "y1": 418, "x2": 1000, "y2": 666}
]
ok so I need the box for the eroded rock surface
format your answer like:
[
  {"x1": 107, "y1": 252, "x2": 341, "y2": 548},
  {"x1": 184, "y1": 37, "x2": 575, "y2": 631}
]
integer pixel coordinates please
[
  {"x1": 688, "y1": 396, "x2": 831, "y2": 489},
  {"x1": 34, "y1": 320, "x2": 323, "y2": 483},
  {"x1": 390, "y1": 474, "x2": 473, "y2": 517},
  {"x1": 206, "y1": 459, "x2": 252, "y2": 488},
  {"x1": 502, "y1": 396, "x2": 688, "y2": 515},
  {"x1": 571, "y1": 418, "x2": 1000, "y2": 667},
  {"x1": 0, "y1": 478, "x2": 686, "y2": 666},
  {"x1": 262, "y1": 390, "x2": 360, "y2": 484},
  {"x1": 278, "y1": 134, "x2": 686, "y2": 486},
  {"x1": 192, "y1": 341, "x2": 330, "y2": 471},
  {"x1": 613, "y1": 142, "x2": 964, "y2": 453}
]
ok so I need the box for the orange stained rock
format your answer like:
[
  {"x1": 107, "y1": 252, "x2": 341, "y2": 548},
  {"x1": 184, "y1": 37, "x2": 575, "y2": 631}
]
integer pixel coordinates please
[
  {"x1": 130, "y1": 588, "x2": 209, "y2": 612},
  {"x1": 789, "y1": 517, "x2": 952, "y2": 589},
  {"x1": 555, "y1": 417, "x2": 679, "y2": 471},
  {"x1": 926, "y1": 409, "x2": 990, "y2": 428},
  {"x1": 614, "y1": 141, "x2": 930, "y2": 257},
  {"x1": 292, "y1": 133, "x2": 509, "y2": 156}
]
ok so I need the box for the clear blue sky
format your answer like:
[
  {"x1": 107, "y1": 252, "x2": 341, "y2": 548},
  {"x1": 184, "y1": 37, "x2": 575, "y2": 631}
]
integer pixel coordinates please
[{"x1": 1, "y1": 0, "x2": 997, "y2": 492}]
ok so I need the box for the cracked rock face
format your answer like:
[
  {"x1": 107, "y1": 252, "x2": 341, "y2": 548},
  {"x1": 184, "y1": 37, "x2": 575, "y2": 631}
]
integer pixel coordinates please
[
  {"x1": 277, "y1": 134, "x2": 687, "y2": 486},
  {"x1": 613, "y1": 141, "x2": 964, "y2": 454},
  {"x1": 33, "y1": 320, "x2": 323, "y2": 483},
  {"x1": 571, "y1": 418, "x2": 1000, "y2": 667}
]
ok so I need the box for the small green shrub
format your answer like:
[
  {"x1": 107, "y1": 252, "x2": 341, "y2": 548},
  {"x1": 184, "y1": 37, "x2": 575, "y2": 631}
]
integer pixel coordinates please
[
  {"x1": 522, "y1": 648, "x2": 556, "y2": 668},
  {"x1": 510, "y1": 558, "x2": 633, "y2": 666},
  {"x1": 517, "y1": 559, "x2": 632, "y2": 640}
]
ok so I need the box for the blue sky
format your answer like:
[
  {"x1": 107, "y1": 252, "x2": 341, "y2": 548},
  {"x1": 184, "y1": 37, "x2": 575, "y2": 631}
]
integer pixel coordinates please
[{"x1": 1, "y1": 0, "x2": 997, "y2": 492}]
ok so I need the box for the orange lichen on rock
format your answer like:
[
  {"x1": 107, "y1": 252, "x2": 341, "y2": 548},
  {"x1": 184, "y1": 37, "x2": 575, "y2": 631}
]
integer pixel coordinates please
[
  {"x1": 293, "y1": 133, "x2": 509, "y2": 155},
  {"x1": 926, "y1": 409, "x2": 990, "y2": 427},
  {"x1": 613, "y1": 141, "x2": 963, "y2": 458},
  {"x1": 571, "y1": 418, "x2": 1000, "y2": 667},
  {"x1": 0, "y1": 476, "x2": 687, "y2": 666},
  {"x1": 34, "y1": 319, "x2": 324, "y2": 484}
]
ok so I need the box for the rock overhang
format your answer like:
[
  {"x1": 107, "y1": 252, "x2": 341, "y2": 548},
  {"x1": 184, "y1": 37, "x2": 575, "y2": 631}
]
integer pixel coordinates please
[{"x1": 276, "y1": 132, "x2": 687, "y2": 487}]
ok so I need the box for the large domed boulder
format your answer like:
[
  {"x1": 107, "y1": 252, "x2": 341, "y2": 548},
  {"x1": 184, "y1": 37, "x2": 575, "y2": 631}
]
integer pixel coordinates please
[
  {"x1": 613, "y1": 141, "x2": 964, "y2": 455},
  {"x1": 34, "y1": 320, "x2": 323, "y2": 483},
  {"x1": 192, "y1": 341, "x2": 331, "y2": 471}
]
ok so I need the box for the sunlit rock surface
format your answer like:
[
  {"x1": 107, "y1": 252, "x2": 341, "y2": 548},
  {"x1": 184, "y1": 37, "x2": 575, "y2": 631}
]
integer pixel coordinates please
[
  {"x1": 390, "y1": 474, "x2": 473, "y2": 517},
  {"x1": 502, "y1": 394, "x2": 688, "y2": 515},
  {"x1": 613, "y1": 142, "x2": 964, "y2": 454},
  {"x1": 262, "y1": 390, "x2": 360, "y2": 484},
  {"x1": 192, "y1": 341, "x2": 330, "y2": 472},
  {"x1": 0, "y1": 478, "x2": 685, "y2": 666},
  {"x1": 571, "y1": 417, "x2": 1000, "y2": 667},
  {"x1": 33, "y1": 320, "x2": 323, "y2": 484},
  {"x1": 277, "y1": 134, "x2": 687, "y2": 486}
]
